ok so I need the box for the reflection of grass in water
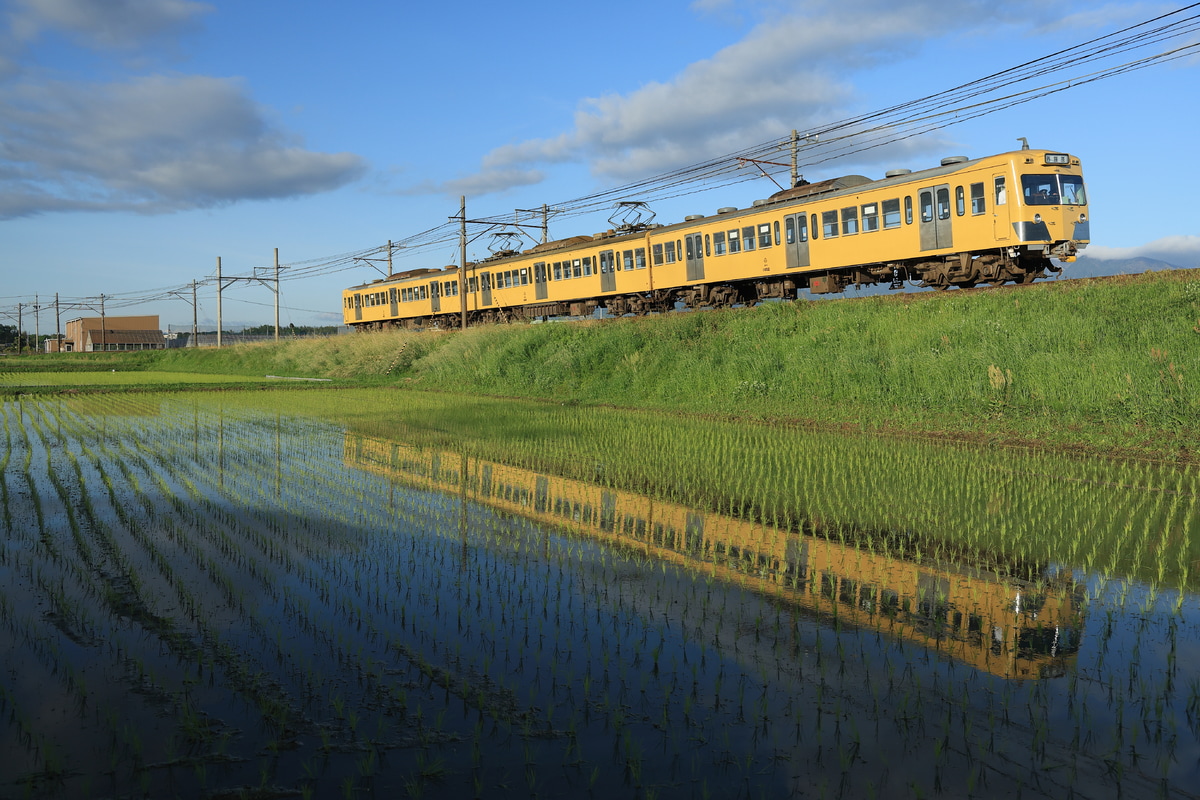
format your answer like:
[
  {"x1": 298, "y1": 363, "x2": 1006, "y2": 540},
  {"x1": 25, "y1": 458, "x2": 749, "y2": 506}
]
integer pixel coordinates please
[
  {"x1": 323, "y1": 390, "x2": 1200, "y2": 590},
  {"x1": 0, "y1": 394, "x2": 1197, "y2": 798}
]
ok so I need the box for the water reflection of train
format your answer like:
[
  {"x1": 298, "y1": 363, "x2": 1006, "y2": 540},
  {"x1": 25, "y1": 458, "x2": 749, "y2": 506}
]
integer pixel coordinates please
[{"x1": 346, "y1": 435, "x2": 1084, "y2": 680}]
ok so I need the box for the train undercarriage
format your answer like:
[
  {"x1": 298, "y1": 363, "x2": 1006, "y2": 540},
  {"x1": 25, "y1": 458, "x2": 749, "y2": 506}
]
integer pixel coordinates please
[{"x1": 356, "y1": 249, "x2": 1063, "y2": 332}]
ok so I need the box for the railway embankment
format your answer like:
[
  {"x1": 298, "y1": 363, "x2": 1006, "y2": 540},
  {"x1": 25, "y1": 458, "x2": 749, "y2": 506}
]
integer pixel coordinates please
[{"x1": 11, "y1": 269, "x2": 1200, "y2": 460}]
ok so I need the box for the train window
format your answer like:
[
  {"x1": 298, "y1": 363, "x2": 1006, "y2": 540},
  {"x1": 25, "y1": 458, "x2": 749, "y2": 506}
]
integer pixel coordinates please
[
  {"x1": 784, "y1": 219, "x2": 795, "y2": 245},
  {"x1": 714, "y1": 231, "x2": 727, "y2": 254},
  {"x1": 653, "y1": 243, "x2": 664, "y2": 265},
  {"x1": 622, "y1": 250, "x2": 634, "y2": 270},
  {"x1": 904, "y1": 196, "x2": 913, "y2": 224},
  {"x1": 1021, "y1": 174, "x2": 1061, "y2": 205},
  {"x1": 431, "y1": 281, "x2": 440, "y2": 296},
  {"x1": 882, "y1": 199, "x2": 901, "y2": 228},
  {"x1": 994, "y1": 176, "x2": 1007, "y2": 205},
  {"x1": 841, "y1": 207, "x2": 858, "y2": 235},
  {"x1": 759, "y1": 223, "x2": 772, "y2": 248},
  {"x1": 955, "y1": 186, "x2": 966, "y2": 216},
  {"x1": 727, "y1": 230, "x2": 740, "y2": 253},
  {"x1": 664, "y1": 241, "x2": 677, "y2": 263},
  {"x1": 572, "y1": 259, "x2": 583, "y2": 278},
  {"x1": 742, "y1": 227, "x2": 755, "y2": 252},
  {"x1": 811, "y1": 214, "x2": 818, "y2": 239},
  {"x1": 468, "y1": 277, "x2": 478, "y2": 292},
  {"x1": 919, "y1": 191, "x2": 934, "y2": 223},
  {"x1": 822, "y1": 210, "x2": 839, "y2": 238},
  {"x1": 553, "y1": 262, "x2": 563, "y2": 280},
  {"x1": 520, "y1": 268, "x2": 529, "y2": 285},
  {"x1": 862, "y1": 203, "x2": 879, "y2": 232},
  {"x1": 705, "y1": 234, "x2": 711, "y2": 257},
  {"x1": 685, "y1": 236, "x2": 694, "y2": 260},
  {"x1": 937, "y1": 188, "x2": 951, "y2": 220},
  {"x1": 773, "y1": 221, "x2": 780, "y2": 246},
  {"x1": 635, "y1": 248, "x2": 646, "y2": 268},
  {"x1": 798, "y1": 214, "x2": 808, "y2": 242},
  {"x1": 970, "y1": 183, "x2": 986, "y2": 214},
  {"x1": 1061, "y1": 176, "x2": 1086, "y2": 205},
  {"x1": 583, "y1": 257, "x2": 593, "y2": 276}
]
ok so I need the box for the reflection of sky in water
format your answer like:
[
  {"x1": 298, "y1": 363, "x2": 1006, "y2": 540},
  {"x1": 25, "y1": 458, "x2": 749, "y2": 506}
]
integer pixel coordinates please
[{"x1": 3, "y1": 396, "x2": 1198, "y2": 797}]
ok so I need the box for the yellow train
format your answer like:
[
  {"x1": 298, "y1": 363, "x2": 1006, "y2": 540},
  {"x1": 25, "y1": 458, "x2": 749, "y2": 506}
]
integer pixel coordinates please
[
  {"x1": 343, "y1": 145, "x2": 1088, "y2": 330},
  {"x1": 346, "y1": 435, "x2": 1083, "y2": 680}
]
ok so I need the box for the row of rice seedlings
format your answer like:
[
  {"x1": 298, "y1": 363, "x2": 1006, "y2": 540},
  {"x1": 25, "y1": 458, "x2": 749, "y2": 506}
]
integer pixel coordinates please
[{"x1": 6, "y1": 392, "x2": 1197, "y2": 797}]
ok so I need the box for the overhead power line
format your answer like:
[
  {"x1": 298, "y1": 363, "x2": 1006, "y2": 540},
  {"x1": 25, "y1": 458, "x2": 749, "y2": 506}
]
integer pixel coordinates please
[{"x1": 3, "y1": 4, "x2": 1197, "y2": 322}]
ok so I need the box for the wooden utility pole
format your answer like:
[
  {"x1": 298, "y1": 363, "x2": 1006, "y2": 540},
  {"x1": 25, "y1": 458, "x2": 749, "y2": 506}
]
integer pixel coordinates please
[
  {"x1": 55, "y1": 293, "x2": 61, "y2": 347},
  {"x1": 459, "y1": 196, "x2": 467, "y2": 331}
]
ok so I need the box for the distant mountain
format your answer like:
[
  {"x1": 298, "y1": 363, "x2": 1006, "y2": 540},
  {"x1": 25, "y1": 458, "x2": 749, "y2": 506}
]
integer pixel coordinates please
[{"x1": 1057, "y1": 255, "x2": 1195, "y2": 279}]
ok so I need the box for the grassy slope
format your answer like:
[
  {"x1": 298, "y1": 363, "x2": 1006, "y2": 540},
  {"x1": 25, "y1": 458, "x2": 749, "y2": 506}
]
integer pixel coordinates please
[{"x1": 9, "y1": 270, "x2": 1199, "y2": 458}]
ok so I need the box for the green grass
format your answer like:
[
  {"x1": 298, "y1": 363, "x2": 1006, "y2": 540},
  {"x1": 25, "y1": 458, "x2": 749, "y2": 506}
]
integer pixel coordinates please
[{"x1": 4, "y1": 270, "x2": 1197, "y2": 458}]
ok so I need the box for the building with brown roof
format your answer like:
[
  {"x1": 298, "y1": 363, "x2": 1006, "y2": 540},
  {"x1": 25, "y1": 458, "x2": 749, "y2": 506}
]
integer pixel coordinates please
[{"x1": 63, "y1": 315, "x2": 164, "y2": 352}]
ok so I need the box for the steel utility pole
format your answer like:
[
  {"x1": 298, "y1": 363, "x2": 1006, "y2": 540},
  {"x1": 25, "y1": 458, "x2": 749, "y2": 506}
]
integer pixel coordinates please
[
  {"x1": 459, "y1": 196, "x2": 467, "y2": 331},
  {"x1": 55, "y1": 293, "x2": 61, "y2": 348},
  {"x1": 216, "y1": 257, "x2": 223, "y2": 348},
  {"x1": 34, "y1": 295, "x2": 40, "y2": 354},
  {"x1": 274, "y1": 247, "x2": 280, "y2": 342},
  {"x1": 99, "y1": 294, "x2": 105, "y2": 353},
  {"x1": 17, "y1": 303, "x2": 22, "y2": 355},
  {"x1": 192, "y1": 281, "x2": 198, "y2": 346}
]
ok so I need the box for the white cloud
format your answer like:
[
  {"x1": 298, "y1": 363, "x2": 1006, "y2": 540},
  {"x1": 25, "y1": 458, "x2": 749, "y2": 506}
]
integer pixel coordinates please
[
  {"x1": 8, "y1": 0, "x2": 212, "y2": 48},
  {"x1": 1085, "y1": 235, "x2": 1200, "y2": 266},
  {"x1": 423, "y1": 0, "x2": 1081, "y2": 199},
  {"x1": 0, "y1": 74, "x2": 366, "y2": 217}
]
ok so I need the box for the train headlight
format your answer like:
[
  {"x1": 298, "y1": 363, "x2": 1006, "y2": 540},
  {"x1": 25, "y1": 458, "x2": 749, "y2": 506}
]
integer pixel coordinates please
[
  {"x1": 1079, "y1": 213, "x2": 1087, "y2": 222},
  {"x1": 1033, "y1": 214, "x2": 1043, "y2": 224}
]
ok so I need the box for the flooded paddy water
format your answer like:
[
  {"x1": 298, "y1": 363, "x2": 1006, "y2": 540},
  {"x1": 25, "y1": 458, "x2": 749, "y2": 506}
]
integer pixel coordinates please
[{"x1": 1, "y1": 391, "x2": 1198, "y2": 798}]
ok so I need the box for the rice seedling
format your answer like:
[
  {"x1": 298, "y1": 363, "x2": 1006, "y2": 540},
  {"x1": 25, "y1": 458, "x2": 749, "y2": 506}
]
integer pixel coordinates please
[{"x1": 1, "y1": 389, "x2": 1197, "y2": 797}]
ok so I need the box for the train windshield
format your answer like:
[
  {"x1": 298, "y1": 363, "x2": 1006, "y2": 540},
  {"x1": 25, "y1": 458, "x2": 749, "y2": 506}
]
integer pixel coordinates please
[{"x1": 1021, "y1": 174, "x2": 1087, "y2": 206}]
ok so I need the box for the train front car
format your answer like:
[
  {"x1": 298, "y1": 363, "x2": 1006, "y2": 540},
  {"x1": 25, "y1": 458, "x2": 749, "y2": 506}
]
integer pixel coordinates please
[{"x1": 1008, "y1": 149, "x2": 1089, "y2": 269}]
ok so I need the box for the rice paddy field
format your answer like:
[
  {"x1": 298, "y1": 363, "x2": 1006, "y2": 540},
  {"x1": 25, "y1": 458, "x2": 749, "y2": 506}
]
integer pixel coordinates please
[
  {"x1": 2, "y1": 389, "x2": 1199, "y2": 799},
  {"x1": 0, "y1": 371, "x2": 286, "y2": 388}
]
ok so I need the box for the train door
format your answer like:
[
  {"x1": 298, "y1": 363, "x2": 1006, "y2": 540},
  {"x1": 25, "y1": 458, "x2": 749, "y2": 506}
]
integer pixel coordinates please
[
  {"x1": 354, "y1": 293, "x2": 362, "y2": 321},
  {"x1": 599, "y1": 250, "x2": 617, "y2": 293},
  {"x1": 992, "y1": 174, "x2": 1010, "y2": 241},
  {"x1": 389, "y1": 288, "x2": 398, "y2": 317},
  {"x1": 685, "y1": 233, "x2": 704, "y2": 281},
  {"x1": 480, "y1": 272, "x2": 492, "y2": 306},
  {"x1": 784, "y1": 213, "x2": 811, "y2": 268},
  {"x1": 918, "y1": 184, "x2": 953, "y2": 251},
  {"x1": 534, "y1": 262, "x2": 548, "y2": 300},
  {"x1": 429, "y1": 281, "x2": 441, "y2": 313}
]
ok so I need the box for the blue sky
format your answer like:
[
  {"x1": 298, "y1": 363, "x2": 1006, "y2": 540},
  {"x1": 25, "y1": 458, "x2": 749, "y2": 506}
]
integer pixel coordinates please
[{"x1": 1, "y1": 0, "x2": 1197, "y2": 331}]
